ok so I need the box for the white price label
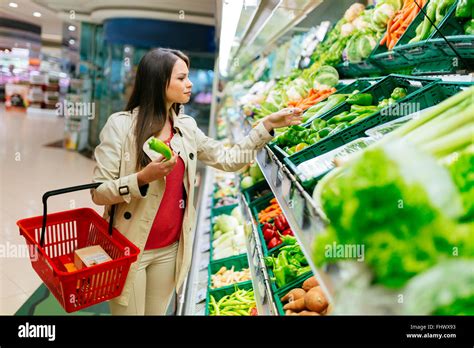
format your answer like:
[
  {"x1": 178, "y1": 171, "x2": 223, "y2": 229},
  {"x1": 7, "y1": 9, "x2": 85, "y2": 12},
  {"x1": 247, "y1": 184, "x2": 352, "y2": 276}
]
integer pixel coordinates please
[
  {"x1": 282, "y1": 175, "x2": 291, "y2": 202},
  {"x1": 199, "y1": 259, "x2": 209, "y2": 271},
  {"x1": 253, "y1": 248, "x2": 260, "y2": 270},
  {"x1": 196, "y1": 288, "x2": 207, "y2": 304}
]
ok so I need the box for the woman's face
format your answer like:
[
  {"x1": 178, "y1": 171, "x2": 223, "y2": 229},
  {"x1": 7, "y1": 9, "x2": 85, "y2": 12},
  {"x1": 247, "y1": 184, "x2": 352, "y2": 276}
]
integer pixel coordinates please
[{"x1": 166, "y1": 58, "x2": 193, "y2": 105}]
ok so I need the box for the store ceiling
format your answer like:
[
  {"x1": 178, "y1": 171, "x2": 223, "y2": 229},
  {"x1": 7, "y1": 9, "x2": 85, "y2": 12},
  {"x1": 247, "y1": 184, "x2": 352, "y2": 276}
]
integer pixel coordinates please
[
  {"x1": 34, "y1": 0, "x2": 216, "y2": 25},
  {"x1": 1, "y1": 0, "x2": 217, "y2": 44}
]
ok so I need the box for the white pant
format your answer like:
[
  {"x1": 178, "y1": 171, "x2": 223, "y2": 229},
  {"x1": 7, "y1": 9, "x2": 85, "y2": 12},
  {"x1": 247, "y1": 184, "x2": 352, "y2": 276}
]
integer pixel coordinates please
[{"x1": 109, "y1": 242, "x2": 178, "y2": 315}]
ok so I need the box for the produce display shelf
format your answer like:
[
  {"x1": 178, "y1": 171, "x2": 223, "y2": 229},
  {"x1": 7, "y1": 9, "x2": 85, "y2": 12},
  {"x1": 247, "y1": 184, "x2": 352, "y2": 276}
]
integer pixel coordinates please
[
  {"x1": 254, "y1": 145, "x2": 335, "y2": 304},
  {"x1": 276, "y1": 74, "x2": 438, "y2": 171},
  {"x1": 240, "y1": 191, "x2": 278, "y2": 315}
]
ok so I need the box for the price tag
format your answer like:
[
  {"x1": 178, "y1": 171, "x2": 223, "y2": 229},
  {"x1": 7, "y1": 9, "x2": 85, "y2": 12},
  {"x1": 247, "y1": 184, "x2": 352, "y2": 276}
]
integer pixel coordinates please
[
  {"x1": 253, "y1": 247, "x2": 260, "y2": 270},
  {"x1": 200, "y1": 244, "x2": 210, "y2": 253},
  {"x1": 270, "y1": 162, "x2": 279, "y2": 187},
  {"x1": 275, "y1": 167, "x2": 284, "y2": 187},
  {"x1": 257, "y1": 268, "x2": 267, "y2": 302},
  {"x1": 281, "y1": 173, "x2": 291, "y2": 201},
  {"x1": 248, "y1": 232, "x2": 256, "y2": 254},
  {"x1": 199, "y1": 258, "x2": 209, "y2": 271},
  {"x1": 196, "y1": 288, "x2": 207, "y2": 304},
  {"x1": 292, "y1": 189, "x2": 306, "y2": 229}
]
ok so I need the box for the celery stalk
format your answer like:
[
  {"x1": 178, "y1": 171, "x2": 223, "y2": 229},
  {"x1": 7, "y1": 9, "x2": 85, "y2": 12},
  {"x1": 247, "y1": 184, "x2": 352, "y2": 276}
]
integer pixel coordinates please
[
  {"x1": 406, "y1": 104, "x2": 474, "y2": 146},
  {"x1": 420, "y1": 122, "x2": 474, "y2": 158}
]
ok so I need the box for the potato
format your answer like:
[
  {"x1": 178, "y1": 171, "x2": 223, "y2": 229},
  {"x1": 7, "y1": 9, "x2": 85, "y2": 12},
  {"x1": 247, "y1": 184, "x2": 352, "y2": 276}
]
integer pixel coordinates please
[
  {"x1": 296, "y1": 310, "x2": 321, "y2": 316},
  {"x1": 280, "y1": 288, "x2": 306, "y2": 303},
  {"x1": 304, "y1": 286, "x2": 328, "y2": 313},
  {"x1": 302, "y1": 276, "x2": 319, "y2": 291},
  {"x1": 283, "y1": 298, "x2": 306, "y2": 312}
]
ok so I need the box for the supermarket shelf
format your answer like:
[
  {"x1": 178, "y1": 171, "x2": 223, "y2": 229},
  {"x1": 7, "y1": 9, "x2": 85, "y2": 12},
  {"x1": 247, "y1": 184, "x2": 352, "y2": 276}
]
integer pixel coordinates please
[
  {"x1": 254, "y1": 145, "x2": 336, "y2": 303},
  {"x1": 182, "y1": 168, "x2": 214, "y2": 315},
  {"x1": 240, "y1": 192, "x2": 278, "y2": 315}
]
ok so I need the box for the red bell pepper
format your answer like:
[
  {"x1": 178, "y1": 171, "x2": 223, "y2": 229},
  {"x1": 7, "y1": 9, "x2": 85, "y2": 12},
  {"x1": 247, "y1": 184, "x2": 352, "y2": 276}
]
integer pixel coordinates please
[
  {"x1": 268, "y1": 236, "x2": 282, "y2": 249},
  {"x1": 280, "y1": 215, "x2": 289, "y2": 229},
  {"x1": 274, "y1": 215, "x2": 285, "y2": 231},
  {"x1": 250, "y1": 307, "x2": 258, "y2": 316},
  {"x1": 263, "y1": 227, "x2": 276, "y2": 241},
  {"x1": 282, "y1": 228, "x2": 293, "y2": 236}
]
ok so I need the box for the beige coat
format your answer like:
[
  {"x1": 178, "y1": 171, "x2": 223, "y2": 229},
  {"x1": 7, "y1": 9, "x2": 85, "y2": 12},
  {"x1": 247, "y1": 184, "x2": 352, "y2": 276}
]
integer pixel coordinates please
[{"x1": 91, "y1": 108, "x2": 273, "y2": 306}]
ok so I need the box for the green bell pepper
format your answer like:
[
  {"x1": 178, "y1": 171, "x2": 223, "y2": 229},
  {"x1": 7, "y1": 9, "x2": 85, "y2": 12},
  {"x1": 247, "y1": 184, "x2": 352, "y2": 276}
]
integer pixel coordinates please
[
  {"x1": 456, "y1": 0, "x2": 473, "y2": 18},
  {"x1": 346, "y1": 93, "x2": 373, "y2": 106},
  {"x1": 327, "y1": 111, "x2": 349, "y2": 124},
  {"x1": 390, "y1": 87, "x2": 407, "y2": 101}
]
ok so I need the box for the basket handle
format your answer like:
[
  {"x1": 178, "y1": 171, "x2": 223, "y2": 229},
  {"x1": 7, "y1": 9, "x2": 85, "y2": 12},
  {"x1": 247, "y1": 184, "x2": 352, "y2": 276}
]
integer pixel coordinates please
[{"x1": 40, "y1": 183, "x2": 116, "y2": 247}]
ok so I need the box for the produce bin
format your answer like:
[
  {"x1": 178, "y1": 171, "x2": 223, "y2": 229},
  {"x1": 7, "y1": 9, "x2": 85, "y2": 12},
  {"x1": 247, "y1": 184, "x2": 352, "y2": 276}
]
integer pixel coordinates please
[
  {"x1": 208, "y1": 254, "x2": 250, "y2": 291},
  {"x1": 274, "y1": 273, "x2": 314, "y2": 315},
  {"x1": 242, "y1": 179, "x2": 271, "y2": 204},
  {"x1": 369, "y1": 43, "x2": 412, "y2": 71},
  {"x1": 265, "y1": 246, "x2": 313, "y2": 295},
  {"x1": 289, "y1": 79, "x2": 472, "y2": 192},
  {"x1": 433, "y1": 35, "x2": 474, "y2": 60},
  {"x1": 270, "y1": 78, "x2": 381, "y2": 161},
  {"x1": 205, "y1": 281, "x2": 254, "y2": 315},
  {"x1": 336, "y1": 60, "x2": 383, "y2": 78},
  {"x1": 249, "y1": 193, "x2": 287, "y2": 256},
  {"x1": 278, "y1": 75, "x2": 438, "y2": 174},
  {"x1": 268, "y1": 78, "x2": 379, "y2": 156},
  {"x1": 394, "y1": 1, "x2": 460, "y2": 63},
  {"x1": 209, "y1": 205, "x2": 245, "y2": 262}
]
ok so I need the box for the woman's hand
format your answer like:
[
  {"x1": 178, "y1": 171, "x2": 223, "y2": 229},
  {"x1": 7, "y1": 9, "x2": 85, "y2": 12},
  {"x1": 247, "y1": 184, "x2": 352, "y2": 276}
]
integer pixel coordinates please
[
  {"x1": 262, "y1": 107, "x2": 303, "y2": 133},
  {"x1": 137, "y1": 153, "x2": 178, "y2": 186}
]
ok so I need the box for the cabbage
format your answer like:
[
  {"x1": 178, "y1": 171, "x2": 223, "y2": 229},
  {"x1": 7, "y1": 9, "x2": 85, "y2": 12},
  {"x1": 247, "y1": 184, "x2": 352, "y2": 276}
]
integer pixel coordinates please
[
  {"x1": 213, "y1": 214, "x2": 239, "y2": 234},
  {"x1": 286, "y1": 86, "x2": 303, "y2": 102},
  {"x1": 313, "y1": 65, "x2": 339, "y2": 89},
  {"x1": 346, "y1": 33, "x2": 378, "y2": 63},
  {"x1": 249, "y1": 162, "x2": 264, "y2": 182},
  {"x1": 341, "y1": 23, "x2": 356, "y2": 37},
  {"x1": 372, "y1": 3, "x2": 396, "y2": 32},
  {"x1": 231, "y1": 207, "x2": 244, "y2": 225}
]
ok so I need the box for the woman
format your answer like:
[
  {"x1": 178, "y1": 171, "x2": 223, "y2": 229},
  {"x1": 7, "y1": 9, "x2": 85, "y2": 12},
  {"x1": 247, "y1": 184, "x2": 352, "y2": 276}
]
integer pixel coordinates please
[{"x1": 91, "y1": 48, "x2": 303, "y2": 315}]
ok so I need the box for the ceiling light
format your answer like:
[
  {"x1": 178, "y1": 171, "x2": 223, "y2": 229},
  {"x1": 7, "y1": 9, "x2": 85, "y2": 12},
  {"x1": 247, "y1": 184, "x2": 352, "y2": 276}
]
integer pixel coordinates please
[
  {"x1": 68, "y1": 25, "x2": 76, "y2": 32},
  {"x1": 33, "y1": 12, "x2": 42, "y2": 17},
  {"x1": 69, "y1": 39, "x2": 75, "y2": 45},
  {"x1": 219, "y1": 0, "x2": 244, "y2": 77},
  {"x1": 9, "y1": 2, "x2": 18, "y2": 8}
]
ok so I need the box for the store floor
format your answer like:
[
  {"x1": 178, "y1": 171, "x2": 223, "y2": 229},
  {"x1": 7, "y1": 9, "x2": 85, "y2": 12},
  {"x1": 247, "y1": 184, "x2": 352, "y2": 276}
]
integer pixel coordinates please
[{"x1": 0, "y1": 106, "x2": 100, "y2": 315}]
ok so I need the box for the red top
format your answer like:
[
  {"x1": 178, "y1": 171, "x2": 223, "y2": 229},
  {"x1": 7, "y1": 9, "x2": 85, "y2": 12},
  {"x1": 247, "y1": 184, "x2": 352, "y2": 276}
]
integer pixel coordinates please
[{"x1": 144, "y1": 120, "x2": 186, "y2": 250}]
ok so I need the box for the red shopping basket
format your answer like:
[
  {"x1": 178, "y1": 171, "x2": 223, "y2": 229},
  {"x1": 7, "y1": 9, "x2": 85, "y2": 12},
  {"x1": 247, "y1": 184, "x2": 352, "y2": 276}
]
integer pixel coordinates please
[{"x1": 16, "y1": 183, "x2": 140, "y2": 313}]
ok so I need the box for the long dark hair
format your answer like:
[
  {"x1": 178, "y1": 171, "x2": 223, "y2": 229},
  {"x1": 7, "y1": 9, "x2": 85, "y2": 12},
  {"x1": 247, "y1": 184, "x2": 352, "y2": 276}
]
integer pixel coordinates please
[{"x1": 126, "y1": 48, "x2": 190, "y2": 170}]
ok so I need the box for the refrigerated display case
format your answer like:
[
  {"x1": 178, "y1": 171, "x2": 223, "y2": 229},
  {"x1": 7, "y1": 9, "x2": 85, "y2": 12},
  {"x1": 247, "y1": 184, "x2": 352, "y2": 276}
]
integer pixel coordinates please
[{"x1": 182, "y1": 0, "x2": 473, "y2": 316}]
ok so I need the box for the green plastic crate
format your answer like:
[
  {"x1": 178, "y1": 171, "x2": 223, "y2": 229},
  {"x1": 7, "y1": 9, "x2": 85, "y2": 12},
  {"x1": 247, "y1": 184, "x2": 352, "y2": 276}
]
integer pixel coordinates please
[
  {"x1": 272, "y1": 78, "x2": 383, "y2": 161},
  {"x1": 278, "y1": 74, "x2": 437, "y2": 172},
  {"x1": 336, "y1": 60, "x2": 383, "y2": 78},
  {"x1": 369, "y1": 42, "x2": 412, "y2": 70},
  {"x1": 205, "y1": 281, "x2": 254, "y2": 316},
  {"x1": 249, "y1": 193, "x2": 287, "y2": 256},
  {"x1": 394, "y1": 1, "x2": 460, "y2": 63},
  {"x1": 265, "y1": 246, "x2": 313, "y2": 295},
  {"x1": 209, "y1": 205, "x2": 245, "y2": 262},
  {"x1": 242, "y1": 179, "x2": 271, "y2": 204},
  {"x1": 302, "y1": 77, "x2": 382, "y2": 126},
  {"x1": 274, "y1": 273, "x2": 314, "y2": 316},
  {"x1": 412, "y1": 57, "x2": 472, "y2": 75},
  {"x1": 208, "y1": 254, "x2": 250, "y2": 291},
  {"x1": 270, "y1": 78, "x2": 381, "y2": 158},
  {"x1": 433, "y1": 35, "x2": 474, "y2": 59},
  {"x1": 289, "y1": 80, "x2": 472, "y2": 190}
]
